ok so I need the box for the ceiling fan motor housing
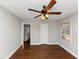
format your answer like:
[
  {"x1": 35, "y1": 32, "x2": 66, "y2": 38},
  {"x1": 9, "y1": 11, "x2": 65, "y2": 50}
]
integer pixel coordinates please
[
  {"x1": 41, "y1": 10, "x2": 47, "y2": 14},
  {"x1": 43, "y1": 5, "x2": 46, "y2": 9}
]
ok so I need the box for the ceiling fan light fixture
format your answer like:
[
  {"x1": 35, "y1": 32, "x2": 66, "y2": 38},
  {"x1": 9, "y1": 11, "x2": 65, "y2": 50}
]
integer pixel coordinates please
[
  {"x1": 42, "y1": 14, "x2": 45, "y2": 19},
  {"x1": 41, "y1": 14, "x2": 48, "y2": 20},
  {"x1": 45, "y1": 14, "x2": 48, "y2": 18}
]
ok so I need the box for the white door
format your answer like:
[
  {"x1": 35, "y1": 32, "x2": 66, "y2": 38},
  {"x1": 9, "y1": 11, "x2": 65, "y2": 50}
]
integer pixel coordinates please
[{"x1": 40, "y1": 23, "x2": 48, "y2": 44}]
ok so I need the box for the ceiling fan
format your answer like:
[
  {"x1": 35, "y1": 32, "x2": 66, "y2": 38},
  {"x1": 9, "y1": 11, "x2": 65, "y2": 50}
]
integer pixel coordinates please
[{"x1": 28, "y1": 0, "x2": 61, "y2": 19}]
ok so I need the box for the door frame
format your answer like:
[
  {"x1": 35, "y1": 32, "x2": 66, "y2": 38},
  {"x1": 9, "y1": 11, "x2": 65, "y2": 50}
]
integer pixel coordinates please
[{"x1": 21, "y1": 23, "x2": 31, "y2": 48}]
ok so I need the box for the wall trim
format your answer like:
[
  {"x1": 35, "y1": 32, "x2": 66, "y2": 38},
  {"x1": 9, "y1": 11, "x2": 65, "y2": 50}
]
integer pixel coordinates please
[
  {"x1": 6, "y1": 44, "x2": 22, "y2": 59},
  {"x1": 30, "y1": 43, "x2": 41, "y2": 45},
  {"x1": 30, "y1": 43, "x2": 59, "y2": 45},
  {"x1": 47, "y1": 43, "x2": 59, "y2": 45},
  {"x1": 58, "y1": 43, "x2": 78, "y2": 58}
]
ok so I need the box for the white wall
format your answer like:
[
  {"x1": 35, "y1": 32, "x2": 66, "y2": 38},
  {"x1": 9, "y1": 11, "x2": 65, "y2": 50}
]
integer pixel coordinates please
[
  {"x1": 40, "y1": 23, "x2": 48, "y2": 44},
  {"x1": 48, "y1": 21, "x2": 59, "y2": 44},
  {"x1": 31, "y1": 23, "x2": 40, "y2": 45},
  {"x1": 58, "y1": 13, "x2": 78, "y2": 57},
  {"x1": 0, "y1": 8, "x2": 21, "y2": 59},
  {"x1": 22, "y1": 19, "x2": 59, "y2": 45}
]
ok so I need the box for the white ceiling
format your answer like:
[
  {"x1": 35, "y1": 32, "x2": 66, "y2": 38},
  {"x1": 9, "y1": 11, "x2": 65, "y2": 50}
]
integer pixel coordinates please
[{"x1": 0, "y1": 0, "x2": 78, "y2": 20}]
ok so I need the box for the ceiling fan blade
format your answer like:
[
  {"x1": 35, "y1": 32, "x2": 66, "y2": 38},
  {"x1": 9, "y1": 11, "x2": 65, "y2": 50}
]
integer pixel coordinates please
[
  {"x1": 28, "y1": 9, "x2": 41, "y2": 13},
  {"x1": 48, "y1": 12, "x2": 61, "y2": 15},
  {"x1": 46, "y1": 0, "x2": 56, "y2": 11},
  {"x1": 34, "y1": 14, "x2": 42, "y2": 18}
]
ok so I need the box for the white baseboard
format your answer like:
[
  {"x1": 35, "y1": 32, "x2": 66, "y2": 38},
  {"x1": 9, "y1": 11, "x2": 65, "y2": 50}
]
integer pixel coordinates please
[
  {"x1": 30, "y1": 43, "x2": 41, "y2": 45},
  {"x1": 30, "y1": 43, "x2": 59, "y2": 45},
  {"x1": 6, "y1": 44, "x2": 22, "y2": 59},
  {"x1": 47, "y1": 43, "x2": 59, "y2": 45},
  {"x1": 59, "y1": 43, "x2": 78, "y2": 58}
]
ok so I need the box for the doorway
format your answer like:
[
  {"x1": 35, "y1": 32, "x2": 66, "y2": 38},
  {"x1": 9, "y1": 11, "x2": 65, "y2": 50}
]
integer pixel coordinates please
[{"x1": 24, "y1": 24, "x2": 30, "y2": 46}]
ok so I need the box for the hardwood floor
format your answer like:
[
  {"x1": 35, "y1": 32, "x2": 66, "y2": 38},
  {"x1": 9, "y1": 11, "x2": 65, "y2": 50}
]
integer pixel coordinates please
[{"x1": 10, "y1": 44, "x2": 76, "y2": 59}]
